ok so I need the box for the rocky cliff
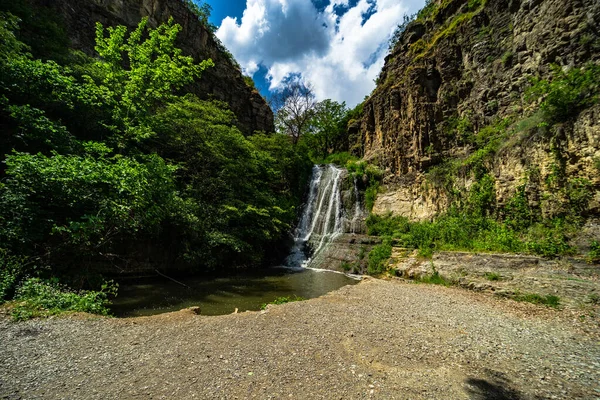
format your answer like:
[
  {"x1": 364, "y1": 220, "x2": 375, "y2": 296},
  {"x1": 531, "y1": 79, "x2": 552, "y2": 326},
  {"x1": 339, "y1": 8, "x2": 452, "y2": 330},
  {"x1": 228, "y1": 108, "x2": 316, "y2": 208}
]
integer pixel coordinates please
[
  {"x1": 32, "y1": 0, "x2": 273, "y2": 135},
  {"x1": 357, "y1": 0, "x2": 600, "y2": 223}
]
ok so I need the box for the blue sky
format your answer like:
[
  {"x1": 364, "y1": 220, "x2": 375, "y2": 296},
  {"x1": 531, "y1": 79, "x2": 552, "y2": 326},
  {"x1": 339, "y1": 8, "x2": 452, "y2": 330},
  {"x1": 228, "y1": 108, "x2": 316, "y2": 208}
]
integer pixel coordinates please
[{"x1": 204, "y1": 0, "x2": 427, "y2": 106}]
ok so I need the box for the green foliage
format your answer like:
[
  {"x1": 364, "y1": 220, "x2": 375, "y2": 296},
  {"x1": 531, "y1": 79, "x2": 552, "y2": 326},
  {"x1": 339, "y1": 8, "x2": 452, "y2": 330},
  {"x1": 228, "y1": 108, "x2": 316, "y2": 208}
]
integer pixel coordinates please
[
  {"x1": 587, "y1": 241, "x2": 600, "y2": 264},
  {"x1": 511, "y1": 292, "x2": 560, "y2": 308},
  {"x1": 340, "y1": 261, "x2": 352, "y2": 271},
  {"x1": 260, "y1": 295, "x2": 305, "y2": 310},
  {"x1": 414, "y1": 266, "x2": 452, "y2": 286},
  {"x1": 347, "y1": 160, "x2": 383, "y2": 211},
  {"x1": 465, "y1": 174, "x2": 496, "y2": 216},
  {"x1": 10, "y1": 278, "x2": 117, "y2": 321},
  {"x1": 304, "y1": 99, "x2": 348, "y2": 161},
  {"x1": 243, "y1": 75, "x2": 256, "y2": 89},
  {"x1": 321, "y1": 152, "x2": 358, "y2": 166},
  {"x1": 150, "y1": 97, "x2": 311, "y2": 268},
  {"x1": 0, "y1": 1, "x2": 69, "y2": 60},
  {"x1": 504, "y1": 185, "x2": 535, "y2": 231},
  {"x1": 182, "y1": 0, "x2": 217, "y2": 32},
  {"x1": 0, "y1": 10, "x2": 313, "y2": 308},
  {"x1": 94, "y1": 17, "x2": 214, "y2": 145},
  {"x1": 527, "y1": 64, "x2": 600, "y2": 124},
  {"x1": 0, "y1": 151, "x2": 178, "y2": 261},
  {"x1": 0, "y1": 249, "x2": 28, "y2": 302},
  {"x1": 593, "y1": 157, "x2": 600, "y2": 172},
  {"x1": 485, "y1": 272, "x2": 501, "y2": 281},
  {"x1": 501, "y1": 51, "x2": 514, "y2": 66},
  {"x1": 367, "y1": 239, "x2": 392, "y2": 275},
  {"x1": 524, "y1": 220, "x2": 575, "y2": 258}
]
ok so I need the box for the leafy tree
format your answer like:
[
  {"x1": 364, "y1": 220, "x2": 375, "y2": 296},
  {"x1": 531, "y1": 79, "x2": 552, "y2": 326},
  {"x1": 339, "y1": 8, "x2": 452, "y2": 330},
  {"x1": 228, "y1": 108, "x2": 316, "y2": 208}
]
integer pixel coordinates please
[
  {"x1": 305, "y1": 99, "x2": 348, "y2": 160},
  {"x1": 94, "y1": 17, "x2": 214, "y2": 146},
  {"x1": 271, "y1": 80, "x2": 317, "y2": 145}
]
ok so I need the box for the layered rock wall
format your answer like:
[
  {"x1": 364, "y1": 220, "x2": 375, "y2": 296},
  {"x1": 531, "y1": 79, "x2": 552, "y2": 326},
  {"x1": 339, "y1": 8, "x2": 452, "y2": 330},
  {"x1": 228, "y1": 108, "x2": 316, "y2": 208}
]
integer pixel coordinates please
[
  {"x1": 359, "y1": 0, "x2": 600, "y2": 221},
  {"x1": 33, "y1": 0, "x2": 274, "y2": 135}
]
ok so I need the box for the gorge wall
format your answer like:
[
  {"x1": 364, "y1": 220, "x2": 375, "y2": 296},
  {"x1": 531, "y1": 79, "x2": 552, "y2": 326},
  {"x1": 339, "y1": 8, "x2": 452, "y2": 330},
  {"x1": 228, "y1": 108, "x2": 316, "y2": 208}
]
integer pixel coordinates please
[
  {"x1": 32, "y1": 0, "x2": 274, "y2": 135},
  {"x1": 356, "y1": 0, "x2": 600, "y2": 224}
]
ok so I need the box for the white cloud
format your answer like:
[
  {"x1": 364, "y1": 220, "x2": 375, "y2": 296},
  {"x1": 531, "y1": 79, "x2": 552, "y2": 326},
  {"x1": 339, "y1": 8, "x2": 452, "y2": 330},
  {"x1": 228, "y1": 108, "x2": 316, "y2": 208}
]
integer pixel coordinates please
[{"x1": 216, "y1": 0, "x2": 425, "y2": 107}]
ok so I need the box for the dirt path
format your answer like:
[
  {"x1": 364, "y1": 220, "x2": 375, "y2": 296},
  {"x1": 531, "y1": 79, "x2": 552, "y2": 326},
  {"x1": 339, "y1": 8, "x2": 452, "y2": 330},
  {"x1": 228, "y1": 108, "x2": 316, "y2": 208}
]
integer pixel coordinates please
[{"x1": 1, "y1": 278, "x2": 599, "y2": 399}]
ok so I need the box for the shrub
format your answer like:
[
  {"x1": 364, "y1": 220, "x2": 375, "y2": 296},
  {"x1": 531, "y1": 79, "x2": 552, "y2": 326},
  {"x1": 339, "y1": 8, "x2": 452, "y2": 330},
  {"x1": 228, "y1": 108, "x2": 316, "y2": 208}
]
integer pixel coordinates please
[
  {"x1": 0, "y1": 249, "x2": 27, "y2": 302},
  {"x1": 243, "y1": 75, "x2": 255, "y2": 89},
  {"x1": 10, "y1": 278, "x2": 117, "y2": 321},
  {"x1": 501, "y1": 51, "x2": 513, "y2": 66},
  {"x1": 527, "y1": 64, "x2": 600, "y2": 124},
  {"x1": 504, "y1": 185, "x2": 535, "y2": 231},
  {"x1": 367, "y1": 239, "x2": 392, "y2": 275},
  {"x1": 525, "y1": 221, "x2": 575, "y2": 258},
  {"x1": 324, "y1": 152, "x2": 357, "y2": 166},
  {"x1": 588, "y1": 241, "x2": 600, "y2": 264},
  {"x1": 414, "y1": 264, "x2": 452, "y2": 286},
  {"x1": 260, "y1": 295, "x2": 305, "y2": 310},
  {"x1": 485, "y1": 272, "x2": 501, "y2": 281},
  {"x1": 594, "y1": 157, "x2": 600, "y2": 172}
]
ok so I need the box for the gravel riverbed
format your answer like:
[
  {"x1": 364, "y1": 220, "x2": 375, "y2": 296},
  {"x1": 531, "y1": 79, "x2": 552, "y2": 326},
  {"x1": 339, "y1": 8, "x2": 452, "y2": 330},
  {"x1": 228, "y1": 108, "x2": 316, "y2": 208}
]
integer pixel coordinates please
[{"x1": 1, "y1": 278, "x2": 599, "y2": 399}]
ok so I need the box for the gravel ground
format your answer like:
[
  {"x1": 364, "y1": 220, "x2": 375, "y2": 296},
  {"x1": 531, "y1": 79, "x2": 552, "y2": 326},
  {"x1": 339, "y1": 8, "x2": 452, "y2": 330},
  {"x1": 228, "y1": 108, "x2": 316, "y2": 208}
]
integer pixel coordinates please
[{"x1": 1, "y1": 278, "x2": 599, "y2": 400}]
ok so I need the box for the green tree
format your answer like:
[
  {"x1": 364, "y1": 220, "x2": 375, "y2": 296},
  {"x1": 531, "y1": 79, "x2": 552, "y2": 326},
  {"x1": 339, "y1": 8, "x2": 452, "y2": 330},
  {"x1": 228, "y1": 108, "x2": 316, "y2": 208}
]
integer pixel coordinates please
[
  {"x1": 306, "y1": 99, "x2": 348, "y2": 159},
  {"x1": 94, "y1": 17, "x2": 214, "y2": 145}
]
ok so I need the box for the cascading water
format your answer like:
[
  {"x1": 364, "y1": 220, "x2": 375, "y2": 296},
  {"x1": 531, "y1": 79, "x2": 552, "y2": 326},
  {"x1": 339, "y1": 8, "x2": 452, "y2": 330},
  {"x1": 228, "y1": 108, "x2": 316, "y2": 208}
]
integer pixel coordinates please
[
  {"x1": 285, "y1": 164, "x2": 345, "y2": 269},
  {"x1": 350, "y1": 176, "x2": 362, "y2": 234}
]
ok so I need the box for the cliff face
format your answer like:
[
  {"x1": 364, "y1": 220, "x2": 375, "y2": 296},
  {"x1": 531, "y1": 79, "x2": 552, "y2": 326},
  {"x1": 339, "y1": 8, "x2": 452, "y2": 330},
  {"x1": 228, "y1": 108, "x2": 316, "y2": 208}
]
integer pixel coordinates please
[
  {"x1": 33, "y1": 0, "x2": 274, "y2": 135},
  {"x1": 358, "y1": 0, "x2": 600, "y2": 221}
]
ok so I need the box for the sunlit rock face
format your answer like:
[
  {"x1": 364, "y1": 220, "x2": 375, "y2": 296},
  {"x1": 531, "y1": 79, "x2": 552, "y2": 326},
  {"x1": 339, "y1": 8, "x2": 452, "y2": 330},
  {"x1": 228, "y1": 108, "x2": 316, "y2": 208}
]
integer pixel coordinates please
[
  {"x1": 34, "y1": 0, "x2": 274, "y2": 135},
  {"x1": 356, "y1": 0, "x2": 600, "y2": 221}
]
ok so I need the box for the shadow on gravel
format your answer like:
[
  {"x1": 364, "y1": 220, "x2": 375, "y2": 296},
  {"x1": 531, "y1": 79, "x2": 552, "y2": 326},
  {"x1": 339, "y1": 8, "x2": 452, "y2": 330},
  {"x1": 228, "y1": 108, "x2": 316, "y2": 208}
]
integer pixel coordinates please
[
  {"x1": 465, "y1": 377, "x2": 524, "y2": 400},
  {"x1": 464, "y1": 369, "x2": 541, "y2": 400}
]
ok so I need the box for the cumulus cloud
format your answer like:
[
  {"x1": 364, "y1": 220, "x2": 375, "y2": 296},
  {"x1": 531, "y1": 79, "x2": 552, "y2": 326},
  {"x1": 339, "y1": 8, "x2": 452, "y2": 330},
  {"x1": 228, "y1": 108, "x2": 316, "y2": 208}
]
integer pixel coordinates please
[{"x1": 216, "y1": 0, "x2": 424, "y2": 106}]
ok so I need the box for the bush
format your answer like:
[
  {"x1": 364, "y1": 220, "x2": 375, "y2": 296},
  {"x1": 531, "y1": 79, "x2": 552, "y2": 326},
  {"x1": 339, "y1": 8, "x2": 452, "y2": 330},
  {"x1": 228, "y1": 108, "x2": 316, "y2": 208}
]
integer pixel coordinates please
[
  {"x1": 323, "y1": 152, "x2": 357, "y2": 166},
  {"x1": 0, "y1": 249, "x2": 27, "y2": 302},
  {"x1": 485, "y1": 272, "x2": 501, "y2": 281},
  {"x1": 10, "y1": 278, "x2": 117, "y2": 321},
  {"x1": 525, "y1": 221, "x2": 575, "y2": 258},
  {"x1": 588, "y1": 241, "x2": 600, "y2": 264},
  {"x1": 243, "y1": 75, "x2": 255, "y2": 89},
  {"x1": 260, "y1": 295, "x2": 305, "y2": 310},
  {"x1": 367, "y1": 239, "x2": 392, "y2": 275},
  {"x1": 527, "y1": 64, "x2": 600, "y2": 124}
]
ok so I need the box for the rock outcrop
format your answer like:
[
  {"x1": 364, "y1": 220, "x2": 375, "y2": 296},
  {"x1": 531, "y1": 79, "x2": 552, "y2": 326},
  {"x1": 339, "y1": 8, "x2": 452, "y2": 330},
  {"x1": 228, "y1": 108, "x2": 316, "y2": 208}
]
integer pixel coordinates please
[
  {"x1": 358, "y1": 0, "x2": 600, "y2": 221},
  {"x1": 32, "y1": 0, "x2": 274, "y2": 135}
]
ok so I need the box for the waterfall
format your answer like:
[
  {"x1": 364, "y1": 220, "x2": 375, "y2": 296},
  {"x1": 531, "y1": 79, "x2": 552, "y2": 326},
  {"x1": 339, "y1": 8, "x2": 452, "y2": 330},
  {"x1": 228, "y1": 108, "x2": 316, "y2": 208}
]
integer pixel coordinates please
[
  {"x1": 351, "y1": 176, "x2": 362, "y2": 234},
  {"x1": 285, "y1": 164, "x2": 345, "y2": 269}
]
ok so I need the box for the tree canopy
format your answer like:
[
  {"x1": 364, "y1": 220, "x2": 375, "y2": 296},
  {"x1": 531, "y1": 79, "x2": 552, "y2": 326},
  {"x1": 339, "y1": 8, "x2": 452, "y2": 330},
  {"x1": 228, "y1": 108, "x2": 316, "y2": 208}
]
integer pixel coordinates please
[{"x1": 0, "y1": 7, "x2": 311, "y2": 306}]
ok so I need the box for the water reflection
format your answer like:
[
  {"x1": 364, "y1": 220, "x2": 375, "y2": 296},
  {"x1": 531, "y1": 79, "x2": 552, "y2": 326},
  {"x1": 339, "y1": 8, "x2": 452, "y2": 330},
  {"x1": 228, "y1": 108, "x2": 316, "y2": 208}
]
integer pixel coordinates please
[{"x1": 111, "y1": 268, "x2": 359, "y2": 317}]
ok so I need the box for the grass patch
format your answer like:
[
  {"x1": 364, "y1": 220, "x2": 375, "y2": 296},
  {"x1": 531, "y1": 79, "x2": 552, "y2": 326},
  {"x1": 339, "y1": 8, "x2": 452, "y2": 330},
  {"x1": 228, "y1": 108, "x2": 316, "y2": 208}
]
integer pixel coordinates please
[
  {"x1": 260, "y1": 295, "x2": 306, "y2": 310},
  {"x1": 414, "y1": 270, "x2": 452, "y2": 286},
  {"x1": 485, "y1": 272, "x2": 501, "y2": 281},
  {"x1": 512, "y1": 292, "x2": 560, "y2": 308}
]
